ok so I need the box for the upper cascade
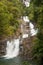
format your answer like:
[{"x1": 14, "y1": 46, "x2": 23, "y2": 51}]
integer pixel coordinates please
[{"x1": 23, "y1": 0, "x2": 30, "y2": 7}]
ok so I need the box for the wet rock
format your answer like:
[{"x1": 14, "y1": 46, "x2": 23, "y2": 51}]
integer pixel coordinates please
[
  {"x1": 0, "y1": 40, "x2": 7, "y2": 56},
  {"x1": 20, "y1": 37, "x2": 32, "y2": 60}
]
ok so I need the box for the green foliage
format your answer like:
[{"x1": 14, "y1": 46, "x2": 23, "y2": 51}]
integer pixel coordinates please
[
  {"x1": 0, "y1": 0, "x2": 24, "y2": 39},
  {"x1": 29, "y1": 0, "x2": 43, "y2": 65},
  {"x1": 22, "y1": 61, "x2": 30, "y2": 65}
]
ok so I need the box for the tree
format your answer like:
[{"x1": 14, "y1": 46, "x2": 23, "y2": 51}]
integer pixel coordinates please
[
  {"x1": 29, "y1": 0, "x2": 43, "y2": 65},
  {"x1": 0, "y1": 0, "x2": 24, "y2": 39}
]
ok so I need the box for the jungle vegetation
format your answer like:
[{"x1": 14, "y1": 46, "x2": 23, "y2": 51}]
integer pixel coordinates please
[
  {"x1": 0, "y1": 0, "x2": 24, "y2": 39},
  {"x1": 28, "y1": 0, "x2": 43, "y2": 65}
]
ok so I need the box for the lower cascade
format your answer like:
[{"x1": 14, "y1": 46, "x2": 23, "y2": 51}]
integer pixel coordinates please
[{"x1": 3, "y1": 39, "x2": 20, "y2": 59}]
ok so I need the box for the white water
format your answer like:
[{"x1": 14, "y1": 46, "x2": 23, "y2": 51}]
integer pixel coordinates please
[
  {"x1": 24, "y1": 1, "x2": 30, "y2": 7},
  {"x1": 23, "y1": 16, "x2": 38, "y2": 36},
  {"x1": 23, "y1": 0, "x2": 30, "y2": 7},
  {"x1": 23, "y1": 0, "x2": 37, "y2": 37},
  {"x1": 3, "y1": 39, "x2": 20, "y2": 59},
  {"x1": 3, "y1": 16, "x2": 37, "y2": 60},
  {"x1": 23, "y1": 16, "x2": 29, "y2": 22},
  {"x1": 22, "y1": 34, "x2": 28, "y2": 38},
  {"x1": 3, "y1": 18, "x2": 37, "y2": 59},
  {"x1": 29, "y1": 22, "x2": 38, "y2": 36},
  {"x1": 3, "y1": 34, "x2": 29, "y2": 59},
  {"x1": 3, "y1": 1, "x2": 38, "y2": 59}
]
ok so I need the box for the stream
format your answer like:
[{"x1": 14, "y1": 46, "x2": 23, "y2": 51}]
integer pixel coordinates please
[
  {"x1": 0, "y1": 16, "x2": 37, "y2": 65},
  {"x1": 0, "y1": 0, "x2": 37, "y2": 65}
]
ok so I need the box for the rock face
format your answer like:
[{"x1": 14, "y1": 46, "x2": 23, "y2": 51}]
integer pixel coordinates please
[
  {"x1": 0, "y1": 40, "x2": 7, "y2": 56},
  {"x1": 19, "y1": 19, "x2": 34, "y2": 60},
  {"x1": 20, "y1": 38, "x2": 32, "y2": 60}
]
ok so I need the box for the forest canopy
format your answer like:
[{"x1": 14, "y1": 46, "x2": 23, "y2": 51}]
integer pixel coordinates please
[
  {"x1": 0, "y1": 0, "x2": 24, "y2": 39},
  {"x1": 29, "y1": 0, "x2": 43, "y2": 65}
]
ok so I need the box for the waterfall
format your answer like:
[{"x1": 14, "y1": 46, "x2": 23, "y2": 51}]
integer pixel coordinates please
[
  {"x1": 23, "y1": 16, "x2": 38, "y2": 36},
  {"x1": 3, "y1": 16, "x2": 38, "y2": 59},
  {"x1": 24, "y1": 1, "x2": 30, "y2": 7},
  {"x1": 23, "y1": 16, "x2": 29, "y2": 22},
  {"x1": 29, "y1": 22, "x2": 38, "y2": 36},
  {"x1": 23, "y1": 0, "x2": 30, "y2": 7},
  {"x1": 2, "y1": 0, "x2": 38, "y2": 59},
  {"x1": 22, "y1": 34, "x2": 28, "y2": 38},
  {"x1": 3, "y1": 39, "x2": 20, "y2": 59},
  {"x1": 22, "y1": 0, "x2": 38, "y2": 36}
]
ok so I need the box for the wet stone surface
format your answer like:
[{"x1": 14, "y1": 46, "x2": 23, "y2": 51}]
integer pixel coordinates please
[{"x1": 0, "y1": 40, "x2": 7, "y2": 56}]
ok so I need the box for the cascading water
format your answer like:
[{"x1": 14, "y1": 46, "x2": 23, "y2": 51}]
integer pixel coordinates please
[
  {"x1": 23, "y1": 16, "x2": 29, "y2": 22},
  {"x1": 3, "y1": 1, "x2": 38, "y2": 60},
  {"x1": 3, "y1": 39, "x2": 20, "y2": 59},
  {"x1": 29, "y1": 22, "x2": 38, "y2": 36},
  {"x1": 23, "y1": 16, "x2": 38, "y2": 36},
  {"x1": 22, "y1": 34, "x2": 28, "y2": 38},
  {"x1": 22, "y1": 1, "x2": 38, "y2": 37},
  {"x1": 23, "y1": 0, "x2": 30, "y2": 7}
]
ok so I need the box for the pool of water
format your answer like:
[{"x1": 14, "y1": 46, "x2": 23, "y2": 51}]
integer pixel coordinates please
[{"x1": 0, "y1": 56, "x2": 36, "y2": 65}]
